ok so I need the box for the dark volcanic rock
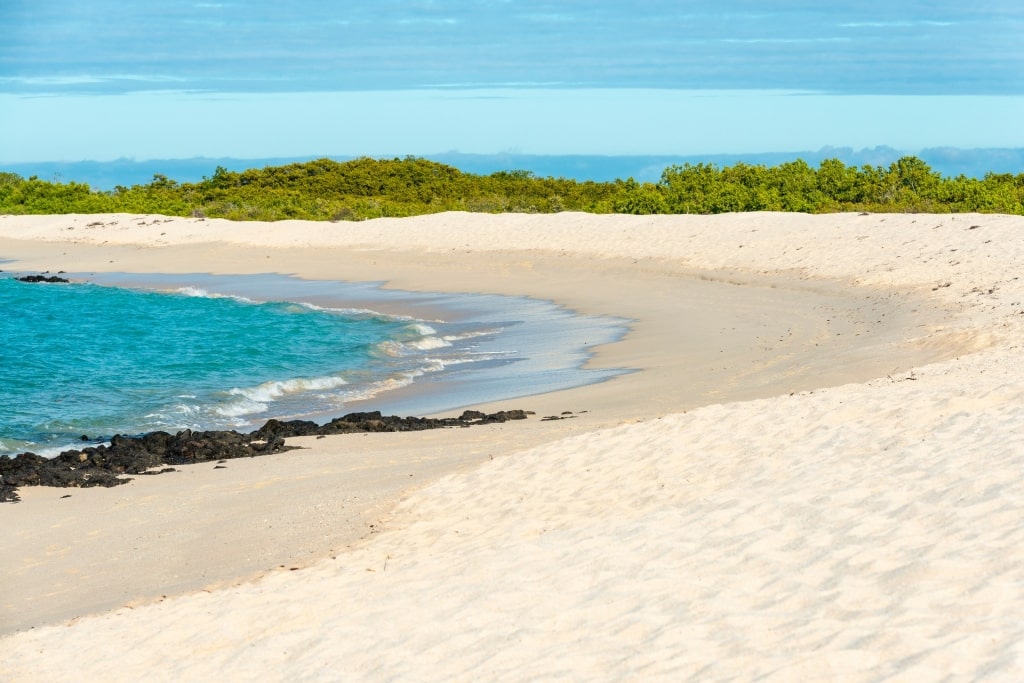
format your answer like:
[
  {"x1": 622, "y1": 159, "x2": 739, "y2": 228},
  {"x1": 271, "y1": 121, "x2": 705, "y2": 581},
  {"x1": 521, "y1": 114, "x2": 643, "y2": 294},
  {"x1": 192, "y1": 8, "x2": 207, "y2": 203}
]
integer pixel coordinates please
[
  {"x1": 254, "y1": 409, "x2": 532, "y2": 439},
  {"x1": 254, "y1": 419, "x2": 322, "y2": 439},
  {"x1": 1, "y1": 480, "x2": 21, "y2": 503},
  {"x1": 0, "y1": 408, "x2": 533, "y2": 501},
  {"x1": 17, "y1": 274, "x2": 70, "y2": 284}
]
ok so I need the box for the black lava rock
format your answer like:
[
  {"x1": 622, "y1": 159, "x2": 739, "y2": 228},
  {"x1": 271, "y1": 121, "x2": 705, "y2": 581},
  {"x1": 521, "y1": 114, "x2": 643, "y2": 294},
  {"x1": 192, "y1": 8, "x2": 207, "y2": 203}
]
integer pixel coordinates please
[
  {"x1": 0, "y1": 408, "x2": 533, "y2": 501},
  {"x1": 17, "y1": 274, "x2": 70, "y2": 284}
]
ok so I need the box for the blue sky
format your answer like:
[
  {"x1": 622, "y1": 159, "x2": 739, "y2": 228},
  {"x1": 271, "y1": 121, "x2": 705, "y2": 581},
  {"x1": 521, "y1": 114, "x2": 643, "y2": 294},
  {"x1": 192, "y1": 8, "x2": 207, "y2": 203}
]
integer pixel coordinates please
[{"x1": 2, "y1": 1, "x2": 1023, "y2": 162}]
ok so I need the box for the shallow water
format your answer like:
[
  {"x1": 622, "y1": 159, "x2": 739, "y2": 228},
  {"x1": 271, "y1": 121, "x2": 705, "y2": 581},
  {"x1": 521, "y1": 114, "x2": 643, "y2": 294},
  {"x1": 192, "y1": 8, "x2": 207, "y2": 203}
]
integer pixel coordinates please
[{"x1": 0, "y1": 272, "x2": 628, "y2": 455}]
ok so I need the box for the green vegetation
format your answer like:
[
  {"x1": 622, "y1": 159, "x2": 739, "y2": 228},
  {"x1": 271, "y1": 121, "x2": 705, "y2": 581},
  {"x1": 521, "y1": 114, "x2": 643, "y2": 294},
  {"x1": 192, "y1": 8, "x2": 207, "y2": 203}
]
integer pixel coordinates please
[{"x1": 1, "y1": 155, "x2": 1022, "y2": 221}]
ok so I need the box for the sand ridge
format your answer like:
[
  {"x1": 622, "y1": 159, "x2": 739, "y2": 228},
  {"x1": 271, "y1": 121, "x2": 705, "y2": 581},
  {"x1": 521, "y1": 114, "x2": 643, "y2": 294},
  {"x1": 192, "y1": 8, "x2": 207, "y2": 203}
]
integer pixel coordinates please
[{"x1": 2, "y1": 211, "x2": 1024, "y2": 681}]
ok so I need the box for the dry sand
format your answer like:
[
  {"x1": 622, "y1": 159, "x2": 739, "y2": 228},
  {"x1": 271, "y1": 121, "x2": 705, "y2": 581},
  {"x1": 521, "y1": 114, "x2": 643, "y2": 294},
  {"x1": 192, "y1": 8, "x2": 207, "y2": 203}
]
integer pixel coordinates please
[{"x1": 1, "y1": 211, "x2": 1023, "y2": 681}]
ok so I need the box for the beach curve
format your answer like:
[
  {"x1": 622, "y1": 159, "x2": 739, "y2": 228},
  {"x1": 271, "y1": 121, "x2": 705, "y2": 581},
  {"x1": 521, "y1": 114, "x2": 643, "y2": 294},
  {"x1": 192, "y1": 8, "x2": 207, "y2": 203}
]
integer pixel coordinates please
[{"x1": 2, "y1": 211, "x2": 1023, "y2": 681}]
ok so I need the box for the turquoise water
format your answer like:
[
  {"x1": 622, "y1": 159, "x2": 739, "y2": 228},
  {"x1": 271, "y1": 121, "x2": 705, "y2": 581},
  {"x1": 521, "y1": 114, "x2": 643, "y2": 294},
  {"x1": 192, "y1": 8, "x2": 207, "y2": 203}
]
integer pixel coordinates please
[{"x1": 0, "y1": 273, "x2": 628, "y2": 456}]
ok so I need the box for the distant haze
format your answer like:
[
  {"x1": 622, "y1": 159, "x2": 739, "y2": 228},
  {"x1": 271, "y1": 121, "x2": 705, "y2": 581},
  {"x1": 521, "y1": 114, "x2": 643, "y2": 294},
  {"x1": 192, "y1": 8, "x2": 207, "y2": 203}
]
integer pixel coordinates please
[{"x1": 5, "y1": 148, "x2": 1023, "y2": 191}]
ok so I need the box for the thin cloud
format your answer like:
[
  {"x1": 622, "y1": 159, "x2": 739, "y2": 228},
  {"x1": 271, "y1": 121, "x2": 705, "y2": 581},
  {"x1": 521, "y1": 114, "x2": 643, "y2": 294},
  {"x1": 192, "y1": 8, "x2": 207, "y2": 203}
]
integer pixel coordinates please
[
  {"x1": 2, "y1": 2, "x2": 1020, "y2": 98},
  {"x1": 839, "y1": 21, "x2": 957, "y2": 28},
  {"x1": 523, "y1": 14, "x2": 575, "y2": 22},
  {"x1": 721, "y1": 37, "x2": 853, "y2": 44},
  {"x1": 397, "y1": 17, "x2": 459, "y2": 26},
  {"x1": 0, "y1": 74, "x2": 188, "y2": 86},
  {"x1": 424, "y1": 81, "x2": 577, "y2": 89}
]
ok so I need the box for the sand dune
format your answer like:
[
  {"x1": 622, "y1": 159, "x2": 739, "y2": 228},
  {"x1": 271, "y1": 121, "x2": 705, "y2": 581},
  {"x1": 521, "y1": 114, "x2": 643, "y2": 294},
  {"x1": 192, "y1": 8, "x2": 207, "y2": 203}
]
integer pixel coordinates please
[{"x1": 2, "y1": 211, "x2": 1023, "y2": 681}]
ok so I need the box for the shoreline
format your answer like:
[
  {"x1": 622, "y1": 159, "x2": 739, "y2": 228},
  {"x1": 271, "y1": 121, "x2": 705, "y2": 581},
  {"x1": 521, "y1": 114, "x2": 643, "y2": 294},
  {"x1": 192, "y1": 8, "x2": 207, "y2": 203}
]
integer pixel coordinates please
[
  {"x1": 0, "y1": 408, "x2": 535, "y2": 503},
  {"x1": 0, "y1": 213, "x2": 972, "y2": 421},
  {"x1": 3, "y1": 211, "x2": 1023, "y2": 680},
  {"x1": 0, "y1": 212, "x2": 965, "y2": 634},
  {"x1": 0, "y1": 268, "x2": 629, "y2": 456}
]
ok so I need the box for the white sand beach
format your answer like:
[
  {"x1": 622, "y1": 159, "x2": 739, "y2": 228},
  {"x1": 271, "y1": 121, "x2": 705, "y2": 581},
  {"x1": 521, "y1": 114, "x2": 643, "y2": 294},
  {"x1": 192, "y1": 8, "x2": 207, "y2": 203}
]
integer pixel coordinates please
[{"x1": 2, "y1": 210, "x2": 1024, "y2": 681}]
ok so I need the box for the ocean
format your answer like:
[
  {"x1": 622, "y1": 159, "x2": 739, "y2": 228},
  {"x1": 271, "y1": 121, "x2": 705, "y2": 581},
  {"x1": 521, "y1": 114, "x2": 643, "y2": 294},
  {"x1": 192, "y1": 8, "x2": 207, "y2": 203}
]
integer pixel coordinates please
[{"x1": 0, "y1": 272, "x2": 628, "y2": 456}]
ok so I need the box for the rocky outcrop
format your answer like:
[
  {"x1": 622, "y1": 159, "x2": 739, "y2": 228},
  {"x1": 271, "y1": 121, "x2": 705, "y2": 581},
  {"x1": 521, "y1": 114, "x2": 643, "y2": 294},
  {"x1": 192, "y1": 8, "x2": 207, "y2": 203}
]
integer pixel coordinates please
[
  {"x1": 0, "y1": 409, "x2": 532, "y2": 501},
  {"x1": 254, "y1": 409, "x2": 532, "y2": 439},
  {"x1": 16, "y1": 274, "x2": 70, "y2": 283}
]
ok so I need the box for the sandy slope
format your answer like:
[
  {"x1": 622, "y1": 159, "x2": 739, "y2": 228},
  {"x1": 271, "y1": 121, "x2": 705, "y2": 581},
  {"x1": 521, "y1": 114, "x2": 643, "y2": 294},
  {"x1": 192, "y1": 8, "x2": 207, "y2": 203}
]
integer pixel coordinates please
[{"x1": 1, "y1": 211, "x2": 1023, "y2": 681}]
